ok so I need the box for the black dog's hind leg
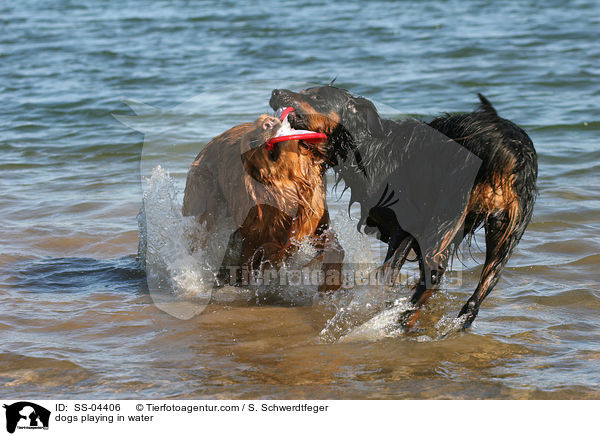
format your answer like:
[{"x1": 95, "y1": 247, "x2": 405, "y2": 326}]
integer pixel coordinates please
[{"x1": 458, "y1": 210, "x2": 526, "y2": 329}]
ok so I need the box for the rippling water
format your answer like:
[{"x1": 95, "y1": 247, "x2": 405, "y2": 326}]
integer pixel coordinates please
[{"x1": 1, "y1": 0, "x2": 599, "y2": 399}]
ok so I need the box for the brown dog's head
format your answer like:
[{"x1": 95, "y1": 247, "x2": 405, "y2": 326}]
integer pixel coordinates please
[{"x1": 241, "y1": 114, "x2": 327, "y2": 186}]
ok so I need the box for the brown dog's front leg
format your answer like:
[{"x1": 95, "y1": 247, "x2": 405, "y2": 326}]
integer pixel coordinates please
[
  {"x1": 307, "y1": 228, "x2": 345, "y2": 292},
  {"x1": 216, "y1": 228, "x2": 244, "y2": 287},
  {"x1": 318, "y1": 231, "x2": 345, "y2": 292}
]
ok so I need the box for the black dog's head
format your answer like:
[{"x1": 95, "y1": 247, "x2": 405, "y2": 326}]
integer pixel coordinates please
[
  {"x1": 270, "y1": 86, "x2": 384, "y2": 136},
  {"x1": 269, "y1": 86, "x2": 385, "y2": 167}
]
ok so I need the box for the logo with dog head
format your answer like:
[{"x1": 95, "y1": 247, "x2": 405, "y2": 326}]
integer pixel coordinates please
[{"x1": 3, "y1": 402, "x2": 50, "y2": 434}]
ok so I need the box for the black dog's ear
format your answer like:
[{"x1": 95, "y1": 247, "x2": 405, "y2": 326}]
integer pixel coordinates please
[
  {"x1": 302, "y1": 140, "x2": 328, "y2": 165},
  {"x1": 342, "y1": 96, "x2": 385, "y2": 137}
]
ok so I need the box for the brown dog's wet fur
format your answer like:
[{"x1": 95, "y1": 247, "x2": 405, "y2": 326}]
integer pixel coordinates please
[{"x1": 182, "y1": 115, "x2": 343, "y2": 291}]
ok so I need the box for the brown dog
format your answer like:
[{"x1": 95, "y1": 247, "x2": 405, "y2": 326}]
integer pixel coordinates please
[{"x1": 182, "y1": 114, "x2": 343, "y2": 291}]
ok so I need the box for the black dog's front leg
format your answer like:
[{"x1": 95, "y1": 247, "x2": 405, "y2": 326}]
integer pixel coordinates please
[
  {"x1": 365, "y1": 205, "x2": 409, "y2": 263},
  {"x1": 385, "y1": 229, "x2": 412, "y2": 263},
  {"x1": 396, "y1": 245, "x2": 446, "y2": 332}
]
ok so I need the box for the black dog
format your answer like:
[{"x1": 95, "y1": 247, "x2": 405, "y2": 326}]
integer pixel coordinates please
[{"x1": 270, "y1": 86, "x2": 537, "y2": 330}]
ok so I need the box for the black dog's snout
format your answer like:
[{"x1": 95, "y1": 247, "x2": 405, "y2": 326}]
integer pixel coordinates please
[
  {"x1": 270, "y1": 89, "x2": 283, "y2": 105},
  {"x1": 269, "y1": 89, "x2": 291, "y2": 110}
]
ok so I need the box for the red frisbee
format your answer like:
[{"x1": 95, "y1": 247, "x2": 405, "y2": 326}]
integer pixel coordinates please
[
  {"x1": 266, "y1": 132, "x2": 328, "y2": 150},
  {"x1": 279, "y1": 106, "x2": 295, "y2": 121},
  {"x1": 266, "y1": 107, "x2": 327, "y2": 150}
]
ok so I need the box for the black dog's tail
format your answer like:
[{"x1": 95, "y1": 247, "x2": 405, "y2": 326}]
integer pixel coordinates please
[
  {"x1": 429, "y1": 92, "x2": 538, "y2": 242},
  {"x1": 476, "y1": 93, "x2": 498, "y2": 117}
]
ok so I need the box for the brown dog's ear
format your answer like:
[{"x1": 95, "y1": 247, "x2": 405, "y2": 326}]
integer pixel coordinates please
[{"x1": 342, "y1": 96, "x2": 385, "y2": 138}]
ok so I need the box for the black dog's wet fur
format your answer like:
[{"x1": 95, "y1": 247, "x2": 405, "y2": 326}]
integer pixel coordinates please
[{"x1": 270, "y1": 86, "x2": 538, "y2": 330}]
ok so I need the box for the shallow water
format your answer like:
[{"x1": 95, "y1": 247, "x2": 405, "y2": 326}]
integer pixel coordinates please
[{"x1": 1, "y1": 0, "x2": 600, "y2": 399}]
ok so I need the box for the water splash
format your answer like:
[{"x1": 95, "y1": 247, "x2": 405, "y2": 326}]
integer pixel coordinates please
[
  {"x1": 138, "y1": 166, "x2": 221, "y2": 319},
  {"x1": 137, "y1": 165, "x2": 462, "y2": 340},
  {"x1": 137, "y1": 165, "x2": 328, "y2": 314}
]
